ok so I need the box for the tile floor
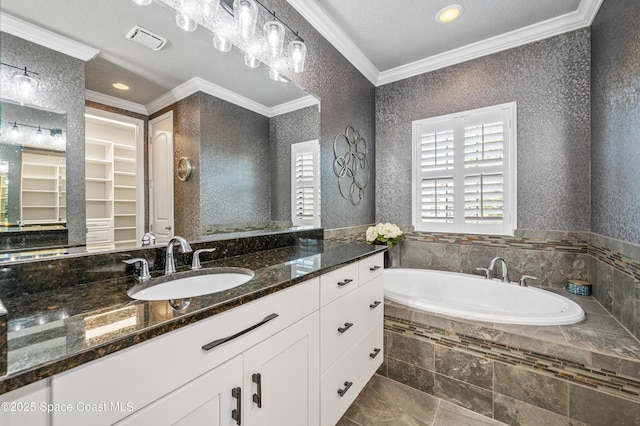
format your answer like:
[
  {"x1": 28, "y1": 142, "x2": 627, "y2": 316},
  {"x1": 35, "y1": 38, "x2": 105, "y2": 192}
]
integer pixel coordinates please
[{"x1": 337, "y1": 374, "x2": 507, "y2": 426}]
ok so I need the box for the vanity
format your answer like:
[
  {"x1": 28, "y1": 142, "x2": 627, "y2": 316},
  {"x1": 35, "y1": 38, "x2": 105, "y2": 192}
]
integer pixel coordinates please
[{"x1": 0, "y1": 234, "x2": 385, "y2": 426}]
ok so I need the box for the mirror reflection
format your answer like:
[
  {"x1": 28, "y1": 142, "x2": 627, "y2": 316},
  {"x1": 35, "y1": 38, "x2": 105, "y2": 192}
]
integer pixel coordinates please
[{"x1": 0, "y1": 0, "x2": 321, "y2": 260}]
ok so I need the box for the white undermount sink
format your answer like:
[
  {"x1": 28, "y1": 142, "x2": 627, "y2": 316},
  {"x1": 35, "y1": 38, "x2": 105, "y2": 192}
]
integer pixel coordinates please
[{"x1": 128, "y1": 267, "x2": 254, "y2": 301}]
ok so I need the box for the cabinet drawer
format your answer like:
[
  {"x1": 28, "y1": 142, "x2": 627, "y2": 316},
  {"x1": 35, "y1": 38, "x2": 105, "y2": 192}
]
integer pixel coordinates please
[
  {"x1": 358, "y1": 276, "x2": 384, "y2": 336},
  {"x1": 357, "y1": 321, "x2": 384, "y2": 380},
  {"x1": 358, "y1": 253, "x2": 384, "y2": 285},
  {"x1": 320, "y1": 262, "x2": 359, "y2": 306},
  {"x1": 87, "y1": 219, "x2": 113, "y2": 228},
  {"x1": 52, "y1": 278, "x2": 319, "y2": 426},
  {"x1": 320, "y1": 341, "x2": 362, "y2": 426},
  {"x1": 86, "y1": 227, "x2": 113, "y2": 243},
  {"x1": 320, "y1": 288, "x2": 360, "y2": 373}
]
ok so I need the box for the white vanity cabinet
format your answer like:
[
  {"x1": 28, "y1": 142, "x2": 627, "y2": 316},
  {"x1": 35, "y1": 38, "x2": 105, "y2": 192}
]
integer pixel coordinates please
[
  {"x1": 51, "y1": 278, "x2": 320, "y2": 426},
  {"x1": 319, "y1": 253, "x2": 384, "y2": 426}
]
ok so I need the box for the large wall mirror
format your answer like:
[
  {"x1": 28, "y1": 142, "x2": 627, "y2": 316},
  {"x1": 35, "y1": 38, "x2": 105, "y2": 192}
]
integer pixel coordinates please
[{"x1": 0, "y1": 0, "x2": 321, "y2": 261}]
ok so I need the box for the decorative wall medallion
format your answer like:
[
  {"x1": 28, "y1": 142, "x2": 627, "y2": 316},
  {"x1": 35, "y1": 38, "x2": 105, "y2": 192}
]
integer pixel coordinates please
[
  {"x1": 177, "y1": 157, "x2": 194, "y2": 181},
  {"x1": 333, "y1": 125, "x2": 369, "y2": 205}
]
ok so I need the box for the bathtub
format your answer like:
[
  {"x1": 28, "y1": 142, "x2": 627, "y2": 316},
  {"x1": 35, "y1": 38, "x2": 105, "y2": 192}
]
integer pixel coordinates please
[{"x1": 384, "y1": 268, "x2": 585, "y2": 326}]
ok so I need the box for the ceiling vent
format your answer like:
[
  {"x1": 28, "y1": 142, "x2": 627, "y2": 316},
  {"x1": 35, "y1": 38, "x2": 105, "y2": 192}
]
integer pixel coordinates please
[{"x1": 125, "y1": 26, "x2": 167, "y2": 51}]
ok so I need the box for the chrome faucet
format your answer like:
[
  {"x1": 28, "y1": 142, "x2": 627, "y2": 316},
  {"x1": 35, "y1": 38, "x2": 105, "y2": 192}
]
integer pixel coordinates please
[
  {"x1": 164, "y1": 236, "x2": 192, "y2": 275},
  {"x1": 488, "y1": 257, "x2": 510, "y2": 283}
]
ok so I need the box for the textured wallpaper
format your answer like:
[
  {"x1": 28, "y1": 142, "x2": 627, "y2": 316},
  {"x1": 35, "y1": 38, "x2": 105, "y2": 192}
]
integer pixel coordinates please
[
  {"x1": 591, "y1": 0, "x2": 640, "y2": 245},
  {"x1": 269, "y1": 105, "x2": 321, "y2": 221},
  {"x1": 375, "y1": 29, "x2": 591, "y2": 232},
  {"x1": 0, "y1": 32, "x2": 86, "y2": 244}
]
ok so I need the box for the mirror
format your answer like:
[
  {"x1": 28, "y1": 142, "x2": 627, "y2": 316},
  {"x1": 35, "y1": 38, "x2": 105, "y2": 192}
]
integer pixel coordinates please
[{"x1": 0, "y1": 0, "x2": 321, "y2": 259}]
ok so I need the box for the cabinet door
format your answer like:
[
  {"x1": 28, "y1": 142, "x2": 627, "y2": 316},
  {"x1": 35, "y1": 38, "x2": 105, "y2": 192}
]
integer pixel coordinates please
[
  {"x1": 115, "y1": 356, "x2": 242, "y2": 426},
  {"x1": 243, "y1": 312, "x2": 319, "y2": 426}
]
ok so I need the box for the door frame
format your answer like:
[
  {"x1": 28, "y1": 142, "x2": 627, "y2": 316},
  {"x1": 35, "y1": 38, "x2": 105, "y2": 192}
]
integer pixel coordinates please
[{"x1": 148, "y1": 110, "x2": 174, "y2": 241}]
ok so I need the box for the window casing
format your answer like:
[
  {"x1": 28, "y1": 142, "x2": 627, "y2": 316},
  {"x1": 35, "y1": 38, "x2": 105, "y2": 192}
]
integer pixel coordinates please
[
  {"x1": 291, "y1": 140, "x2": 321, "y2": 227},
  {"x1": 412, "y1": 103, "x2": 517, "y2": 235}
]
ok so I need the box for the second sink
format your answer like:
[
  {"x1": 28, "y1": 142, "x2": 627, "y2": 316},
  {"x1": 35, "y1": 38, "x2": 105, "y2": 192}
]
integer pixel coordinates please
[{"x1": 128, "y1": 267, "x2": 254, "y2": 301}]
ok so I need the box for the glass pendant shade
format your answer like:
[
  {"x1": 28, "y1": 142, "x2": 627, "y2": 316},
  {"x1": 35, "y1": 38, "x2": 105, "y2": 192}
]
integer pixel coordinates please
[
  {"x1": 233, "y1": 0, "x2": 258, "y2": 39},
  {"x1": 288, "y1": 40, "x2": 307, "y2": 73},
  {"x1": 13, "y1": 70, "x2": 38, "y2": 102},
  {"x1": 10, "y1": 122, "x2": 20, "y2": 141},
  {"x1": 175, "y1": 10, "x2": 197, "y2": 31},
  {"x1": 268, "y1": 67, "x2": 281, "y2": 82},
  {"x1": 264, "y1": 21, "x2": 285, "y2": 58},
  {"x1": 35, "y1": 126, "x2": 44, "y2": 143},
  {"x1": 203, "y1": 0, "x2": 220, "y2": 18},
  {"x1": 244, "y1": 53, "x2": 260, "y2": 68},
  {"x1": 131, "y1": 0, "x2": 152, "y2": 5},
  {"x1": 213, "y1": 34, "x2": 232, "y2": 52}
]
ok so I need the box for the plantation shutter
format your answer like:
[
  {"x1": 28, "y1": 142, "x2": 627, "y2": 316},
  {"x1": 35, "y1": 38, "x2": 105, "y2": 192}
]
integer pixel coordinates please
[
  {"x1": 412, "y1": 103, "x2": 515, "y2": 235},
  {"x1": 291, "y1": 140, "x2": 320, "y2": 227}
]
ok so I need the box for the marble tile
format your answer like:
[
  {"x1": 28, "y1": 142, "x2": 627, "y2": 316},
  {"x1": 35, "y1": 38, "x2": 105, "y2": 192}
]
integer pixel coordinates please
[
  {"x1": 613, "y1": 269, "x2": 636, "y2": 332},
  {"x1": 433, "y1": 401, "x2": 506, "y2": 426},
  {"x1": 501, "y1": 248, "x2": 541, "y2": 285},
  {"x1": 595, "y1": 260, "x2": 614, "y2": 312},
  {"x1": 399, "y1": 241, "x2": 430, "y2": 269},
  {"x1": 569, "y1": 384, "x2": 640, "y2": 426},
  {"x1": 387, "y1": 357, "x2": 435, "y2": 395},
  {"x1": 561, "y1": 326, "x2": 640, "y2": 360},
  {"x1": 343, "y1": 375, "x2": 440, "y2": 426},
  {"x1": 494, "y1": 362, "x2": 569, "y2": 415},
  {"x1": 494, "y1": 393, "x2": 572, "y2": 426},
  {"x1": 426, "y1": 243, "x2": 461, "y2": 272},
  {"x1": 540, "y1": 252, "x2": 590, "y2": 288},
  {"x1": 570, "y1": 312, "x2": 632, "y2": 336},
  {"x1": 336, "y1": 417, "x2": 360, "y2": 426},
  {"x1": 434, "y1": 346, "x2": 493, "y2": 391},
  {"x1": 590, "y1": 353, "x2": 640, "y2": 378},
  {"x1": 433, "y1": 374, "x2": 493, "y2": 417},
  {"x1": 459, "y1": 245, "x2": 498, "y2": 276},
  {"x1": 386, "y1": 330, "x2": 435, "y2": 371}
]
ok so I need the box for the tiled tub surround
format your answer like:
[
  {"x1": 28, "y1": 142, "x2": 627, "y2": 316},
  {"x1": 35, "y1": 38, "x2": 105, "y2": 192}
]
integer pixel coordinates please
[
  {"x1": 382, "y1": 298, "x2": 640, "y2": 426},
  {"x1": 0, "y1": 234, "x2": 384, "y2": 394}
]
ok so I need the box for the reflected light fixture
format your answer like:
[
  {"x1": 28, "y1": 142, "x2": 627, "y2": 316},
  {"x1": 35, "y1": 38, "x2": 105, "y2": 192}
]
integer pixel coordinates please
[
  {"x1": 35, "y1": 126, "x2": 44, "y2": 142},
  {"x1": 10, "y1": 122, "x2": 20, "y2": 140},
  {"x1": 1, "y1": 62, "x2": 40, "y2": 102},
  {"x1": 234, "y1": 0, "x2": 258, "y2": 39},
  {"x1": 131, "y1": 0, "x2": 153, "y2": 5},
  {"x1": 213, "y1": 33, "x2": 232, "y2": 52},
  {"x1": 436, "y1": 4, "x2": 464, "y2": 23}
]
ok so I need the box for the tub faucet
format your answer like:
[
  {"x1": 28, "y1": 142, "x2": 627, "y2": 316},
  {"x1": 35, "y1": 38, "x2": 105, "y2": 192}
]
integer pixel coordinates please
[
  {"x1": 488, "y1": 257, "x2": 510, "y2": 283},
  {"x1": 164, "y1": 236, "x2": 192, "y2": 275}
]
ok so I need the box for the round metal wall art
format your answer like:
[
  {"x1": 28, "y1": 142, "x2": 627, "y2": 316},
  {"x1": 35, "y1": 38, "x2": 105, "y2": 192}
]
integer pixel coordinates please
[{"x1": 333, "y1": 125, "x2": 369, "y2": 205}]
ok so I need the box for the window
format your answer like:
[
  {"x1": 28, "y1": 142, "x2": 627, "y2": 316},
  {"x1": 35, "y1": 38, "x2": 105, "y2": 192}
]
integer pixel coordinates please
[
  {"x1": 291, "y1": 140, "x2": 320, "y2": 227},
  {"x1": 412, "y1": 103, "x2": 517, "y2": 235}
]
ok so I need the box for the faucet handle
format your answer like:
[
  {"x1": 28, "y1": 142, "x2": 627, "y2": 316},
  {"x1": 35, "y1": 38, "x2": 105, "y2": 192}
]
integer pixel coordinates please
[
  {"x1": 123, "y1": 258, "x2": 151, "y2": 281},
  {"x1": 192, "y1": 248, "x2": 217, "y2": 270},
  {"x1": 476, "y1": 267, "x2": 492, "y2": 279},
  {"x1": 519, "y1": 275, "x2": 538, "y2": 287}
]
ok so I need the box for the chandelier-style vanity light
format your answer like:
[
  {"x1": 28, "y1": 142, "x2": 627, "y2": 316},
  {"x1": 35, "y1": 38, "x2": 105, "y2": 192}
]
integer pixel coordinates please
[
  {"x1": 136, "y1": 0, "x2": 307, "y2": 81},
  {"x1": 1, "y1": 62, "x2": 40, "y2": 102},
  {"x1": 2, "y1": 121, "x2": 66, "y2": 149}
]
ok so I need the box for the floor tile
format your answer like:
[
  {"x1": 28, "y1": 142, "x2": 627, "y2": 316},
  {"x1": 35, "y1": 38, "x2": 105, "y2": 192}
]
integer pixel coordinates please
[{"x1": 434, "y1": 401, "x2": 506, "y2": 426}]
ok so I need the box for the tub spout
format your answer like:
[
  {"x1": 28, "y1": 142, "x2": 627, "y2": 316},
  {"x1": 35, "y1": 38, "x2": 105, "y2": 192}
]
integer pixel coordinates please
[{"x1": 488, "y1": 257, "x2": 510, "y2": 283}]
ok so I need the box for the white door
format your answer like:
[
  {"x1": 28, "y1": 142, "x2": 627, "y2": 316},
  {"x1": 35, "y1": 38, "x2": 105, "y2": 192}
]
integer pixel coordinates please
[
  {"x1": 243, "y1": 312, "x2": 320, "y2": 426},
  {"x1": 149, "y1": 111, "x2": 174, "y2": 244},
  {"x1": 115, "y1": 356, "x2": 242, "y2": 426}
]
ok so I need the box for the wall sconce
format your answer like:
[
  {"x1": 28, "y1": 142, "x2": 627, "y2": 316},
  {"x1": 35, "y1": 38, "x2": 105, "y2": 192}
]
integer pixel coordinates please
[
  {"x1": 1, "y1": 62, "x2": 40, "y2": 103},
  {"x1": 148, "y1": 0, "x2": 307, "y2": 79}
]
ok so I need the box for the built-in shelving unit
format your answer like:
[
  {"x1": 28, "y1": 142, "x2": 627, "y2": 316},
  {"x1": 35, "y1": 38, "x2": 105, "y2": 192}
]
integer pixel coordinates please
[
  {"x1": 85, "y1": 115, "x2": 140, "y2": 251},
  {"x1": 0, "y1": 171, "x2": 8, "y2": 223},
  {"x1": 20, "y1": 151, "x2": 66, "y2": 225}
]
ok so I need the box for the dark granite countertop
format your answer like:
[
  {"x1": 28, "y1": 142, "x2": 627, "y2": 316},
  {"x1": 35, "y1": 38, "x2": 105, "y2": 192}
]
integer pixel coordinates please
[{"x1": 0, "y1": 239, "x2": 385, "y2": 394}]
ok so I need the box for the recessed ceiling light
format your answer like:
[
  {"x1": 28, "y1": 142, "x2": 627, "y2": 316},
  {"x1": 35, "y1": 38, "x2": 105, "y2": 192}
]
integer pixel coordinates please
[
  {"x1": 112, "y1": 83, "x2": 130, "y2": 90},
  {"x1": 436, "y1": 4, "x2": 464, "y2": 24}
]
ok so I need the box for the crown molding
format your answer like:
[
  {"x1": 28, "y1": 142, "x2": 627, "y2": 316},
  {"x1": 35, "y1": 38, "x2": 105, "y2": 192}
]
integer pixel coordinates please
[
  {"x1": 286, "y1": 0, "x2": 603, "y2": 87},
  {"x1": 377, "y1": 0, "x2": 604, "y2": 85},
  {"x1": 286, "y1": 0, "x2": 379, "y2": 85},
  {"x1": 85, "y1": 90, "x2": 149, "y2": 116},
  {"x1": 268, "y1": 95, "x2": 319, "y2": 117},
  {"x1": 0, "y1": 12, "x2": 100, "y2": 61}
]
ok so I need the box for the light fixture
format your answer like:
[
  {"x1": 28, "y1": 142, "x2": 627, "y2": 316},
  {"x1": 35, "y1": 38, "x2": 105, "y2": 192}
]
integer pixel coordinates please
[
  {"x1": 131, "y1": 0, "x2": 153, "y2": 5},
  {"x1": 175, "y1": 0, "x2": 200, "y2": 31},
  {"x1": 233, "y1": 0, "x2": 258, "y2": 39},
  {"x1": 264, "y1": 21, "x2": 284, "y2": 58},
  {"x1": 213, "y1": 33, "x2": 232, "y2": 52},
  {"x1": 113, "y1": 83, "x2": 130, "y2": 90},
  {"x1": 436, "y1": 4, "x2": 464, "y2": 23},
  {"x1": 288, "y1": 40, "x2": 307, "y2": 73},
  {"x1": 1, "y1": 63, "x2": 40, "y2": 102},
  {"x1": 35, "y1": 126, "x2": 44, "y2": 142},
  {"x1": 10, "y1": 122, "x2": 20, "y2": 141}
]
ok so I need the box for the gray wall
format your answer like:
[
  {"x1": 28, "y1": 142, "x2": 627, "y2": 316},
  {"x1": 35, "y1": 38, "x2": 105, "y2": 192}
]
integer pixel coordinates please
[
  {"x1": 591, "y1": 0, "x2": 640, "y2": 245},
  {"x1": 262, "y1": 0, "x2": 377, "y2": 229},
  {"x1": 269, "y1": 105, "x2": 321, "y2": 222},
  {"x1": 375, "y1": 29, "x2": 591, "y2": 232},
  {"x1": 199, "y1": 92, "x2": 271, "y2": 226},
  {"x1": 0, "y1": 32, "x2": 86, "y2": 244}
]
